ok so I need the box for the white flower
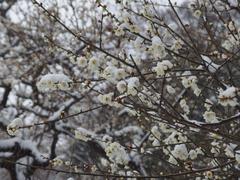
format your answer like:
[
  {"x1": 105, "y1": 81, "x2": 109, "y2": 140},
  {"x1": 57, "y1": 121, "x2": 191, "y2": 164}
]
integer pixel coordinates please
[
  {"x1": 203, "y1": 110, "x2": 218, "y2": 123},
  {"x1": 129, "y1": 24, "x2": 140, "y2": 33},
  {"x1": 235, "y1": 151, "x2": 240, "y2": 164},
  {"x1": 117, "y1": 80, "x2": 127, "y2": 93},
  {"x1": 152, "y1": 60, "x2": 173, "y2": 76},
  {"x1": 74, "y1": 128, "x2": 92, "y2": 142},
  {"x1": 151, "y1": 125, "x2": 161, "y2": 139},
  {"x1": 172, "y1": 144, "x2": 188, "y2": 160},
  {"x1": 181, "y1": 72, "x2": 196, "y2": 88},
  {"x1": 151, "y1": 36, "x2": 162, "y2": 47},
  {"x1": 127, "y1": 77, "x2": 140, "y2": 96},
  {"x1": 193, "y1": 10, "x2": 201, "y2": 18},
  {"x1": 188, "y1": 2, "x2": 196, "y2": 9},
  {"x1": 7, "y1": 118, "x2": 23, "y2": 136},
  {"x1": 37, "y1": 74, "x2": 72, "y2": 91},
  {"x1": 115, "y1": 68, "x2": 127, "y2": 80},
  {"x1": 115, "y1": 25, "x2": 125, "y2": 36},
  {"x1": 166, "y1": 85, "x2": 176, "y2": 94},
  {"x1": 149, "y1": 36, "x2": 166, "y2": 58},
  {"x1": 211, "y1": 147, "x2": 220, "y2": 156},
  {"x1": 181, "y1": 73, "x2": 201, "y2": 96},
  {"x1": 98, "y1": 93, "x2": 114, "y2": 105},
  {"x1": 189, "y1": 147, "x2": 204, "y2": 160},
  {"x1": 196, "y1": 147, "x2": 204, "y2": 155},
  {"x1": 164, "y1": 131, "x2": 187, "y2": 144},
  {"x1": 224, "y1": 144, "x2": 236, "y2": 158},
  {"x1": 74, "y1": 127, "x2": 93, "y2": 142},
  {"x1": 191, "y1": 83, "x2": 201, "y2": 96},
  {"x1": 228, "y1": 21, "x2": 235, "y2": 31},
  {"x1": 76, "y1": 56, "x2": 88, "y2": 67},
  {"x1": 180, "y1": 99, "x2": 190, "y2": 115},
  {"x1": 51, "y1": 157, "x2": 63, "y2": 167},
  {"x1": 69, "y1": 56, "x2": 76, "y2": 64},
  {"x1": 102, "y1": 66, "x2": 116, "y2": 81},
  {"x1": 58, "y1": 81, "x2": 71, "y2": 91},
  {"x1": 88, "y1": 56, "x2": 99, "y2": 71},
  {"x1": 168, "y1": 155, "x2": 178, "y2": 165},
  {"x1": 218, "y1": 86, "x2": 238, "y2": 107},
  {"x1": 204, "y1": 99, "x2": 213, "y2": 110},
  {"x1": 171, "y1": 39, "x2": 183, "y2": 51},
  {"x1": 105, "y1": 142, "x2": 129, "y2": 165},
  {"x1": 210, "y1": 141, "x2": 220, "y2": 156},
  {"x1": 67, "y1": 178, "x2": 74, "y2": 180},
  {"x1": 152, "y1": 139, "x2": 160, "y2": 146},
  {"x1": 133, "y1": 37, "x2": 143, "y2": 49},
  {"x1": 189, "y1": 149, "x2": 198, "y2": 160}
]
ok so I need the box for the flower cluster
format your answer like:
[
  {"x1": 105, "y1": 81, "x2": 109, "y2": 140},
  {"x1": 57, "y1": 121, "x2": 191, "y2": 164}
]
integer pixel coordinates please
[
  {"x1": 181, "y1": 71, "x2": 201, "y2": 96},
  {"x1": 218, "y1": 86, "x2": 239, "y2": 107},
  {"x1": 98, "y1": 93, "x2": 114, "y2": 105},
  {"x1": 104, "y1": 142, "x2": 129, "y2": 165},
  {"x1": 126, "y1": 77, "x2": 140, "y2": 96},
  {"x1": 74, "y1": 127, "x2": 93, "y2": 142},
  {"x1": 37, "y1": 74, "x2": 72, "y2": 92},
  {"x1": 152, "y1": 60, "x2": 173, "y2": 76},
  {"x1": 149, "y1": 36, "x2": 166, "y2": 58},
  {"x1": 50, "y1": 157, "x2": 63, "y2": 167},
  {"x1": 101, "y1": 65, "x2": 127, "y2": 82}
]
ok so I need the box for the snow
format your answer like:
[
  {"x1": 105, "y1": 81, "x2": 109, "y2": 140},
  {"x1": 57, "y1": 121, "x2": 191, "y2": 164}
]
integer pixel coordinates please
[
  {"x1": 218, "y1": 86, "x2": 239, "y2": 106},
  {"x1": 201, "y1": 55, "x2": 220, "y2": 73},
  {"x1": 40, "y1": 73, "x2": 71, "y2": 82},
  {"x1": 49, "y1": 99, "x2": 74, "y2": 121},
  {"x1": 0, "y1": 137, "x2": 47, "y2": 162},
  {"x1": 114, "y1": 126, "x2": 143, "y2": 136},
  {"x1": 0, "y1": 152, "x2": 13, "y2": 158},
  {"x1": 37, "y1": 73, "x2": 72, "y2": 91},
  {"x1": 74, "y1": 127, "x2": 95, "y2": 142}
]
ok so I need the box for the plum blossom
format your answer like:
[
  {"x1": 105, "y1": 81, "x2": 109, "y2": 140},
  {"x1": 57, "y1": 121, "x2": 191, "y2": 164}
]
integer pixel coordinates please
[
  {"x1": 172, "y1": 144, "x2": 188, "y2": 160},
  {"x1": 74, "y1": 127, "x2": 93, "y2": 142},
  {"x1": 189, "y1": 149, "x2": 198, "y2": 160},
  {"x1": 189, "y1": 147, "x2": 204, "y2": 160},
  {"x1": 149, "y1": 36, "x2": 166, "y2": 58},
  {"x1": 204, "y1": 99, "x2": 214, "y2": 110},
  {"x1": 76, "y1": 56, "x2": 88, "y2": 67},
  {"x1": 37, "y1": 74, "x2": 72, "y2": 91},
  {"x1": 181, "y1": 72, "x2": 201, "y2": 96},
  {"x1": 224, "y1": 143, "x2": 237, "y2": 158},
  {"x1": 218, "y1": 86, "x2": 239, "y2": 107},
  {"x1": 117, "y1": 80, "x2": 127, "y2": 93},
  {"x1": 180, "y1": 99, "x2": 190, "y2": 115},
  {"x1": 127, "y1": 77, "x2": 140, "y2": 96},
  {"x1": 168, "y1": 155, "x2": 178, "y2": 165},
  {"x1": 7, "y1": 118, "x2": 23, "y2": 136},
  {"x1": 235, "y1": 151, "x2": 240, "y2": 164},
  {"x1": 105, "y1": 142, "x2": 129, "y2": 165},
  {"x1": 203, "y1": 110, "x2": 218, "y2": 123},
  {"x1": 193, "y1": 10, "x2": 201, "y2": 18},
  {"x1": 115, "y1": 68, "x2": 127, "y2": 80},
  {"x1": 98, "y1": 93, "x2": 114, "y2": 105},
  {"x1": 88, "y1": 56, "x2": 99, "y2": 71},
  {"x1": 166, "y1": 85, "x2": 176, "y2": 94},
  {"x1": 152, "y1": 60, "x2": 173, "y2": 76},
  {"x1": 114, "y1": 24, "x2": 125, "y2": 36}
]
